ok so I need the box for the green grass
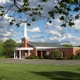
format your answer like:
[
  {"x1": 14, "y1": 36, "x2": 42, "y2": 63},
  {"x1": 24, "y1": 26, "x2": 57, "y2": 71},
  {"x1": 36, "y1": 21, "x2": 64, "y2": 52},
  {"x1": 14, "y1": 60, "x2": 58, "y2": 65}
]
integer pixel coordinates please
[{"x1": 0, "y1": 63, "x2": 80, "y2": 80}]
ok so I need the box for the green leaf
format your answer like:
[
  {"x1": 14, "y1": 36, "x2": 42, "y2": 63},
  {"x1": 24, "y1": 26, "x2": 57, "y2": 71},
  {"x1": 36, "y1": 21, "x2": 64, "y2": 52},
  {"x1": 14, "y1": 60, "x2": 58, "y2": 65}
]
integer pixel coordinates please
[
  {"x1": 0, "y1": 13, "x2": 3, "y2": 16},
  {"x1": 23, "y1": 0, "x2": 28, "y2": 3},
  {"x1": 48, "y1": 20, "x2": 52, "y2": 23},
  {"x1": 0, "y1": 6, "x2": 3, "y2": 8},
  {"x1": 17, "y1": 9, "x2": 22, "y2": 13},
  {"x1": 10, "y1": 22, "x2": 13, "y2": 25},
  {"x1": 75, "y1": 15, "x2": 79, "y2": 19},
  {"x1": 48, "y1": 11, "x2": 54, "y2": 18},
  {"x1": 60, "y1": 16, "x2": 64, "y2": 20},
  {"x1": 61, "y1": 24, "x2": 66, "y2": 27},
  {"x1": 23, "y1": 7, "x2": 29, "y2": 11},
  {"x1": 69, "y1": 22, "x2": 75, "y2": 26},
  {"x1": 59, "y1": 9, "x2": 63, "y2": 14},
  {"x1": 73, "y1": 7, "x2": 80, "y2": 12},
  {"x1": 27, "y1": 23, "x2": 31, "y2": 26},
  {"x1": 63, "y1": 11, "x2": 68, "y2": 15},
  {"x1": 16, "y1": 23, "x2": 20, "y2": 27},
  {"x1": 32, "y1": 18, "x2": 35, "y2": 21},
  {"x1": 41, "y1": 0, "x2": 47, "y2": 2},
  {"x1": 67, "y1": 8, "x2": 71, "y2": 11}
]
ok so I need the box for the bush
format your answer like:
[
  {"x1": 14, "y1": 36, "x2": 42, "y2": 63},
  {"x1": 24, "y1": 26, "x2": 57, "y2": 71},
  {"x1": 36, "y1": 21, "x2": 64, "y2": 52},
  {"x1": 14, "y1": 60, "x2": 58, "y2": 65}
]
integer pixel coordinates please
[
  {"x1": 71, "y1": 54, "x2": 76, "y2": 59},
  {"x1": 25, "y1": 56, "x2": 39, "y2": 59},
  {"x1": 35, "y1": 56, "x2": 39, "y2": 59},
  {"x1": 76, "y1": 53, "x2": 80, "y2": 59},
  {"x1": 40, "y1": 57, "x2": 44, "y2": 59},
  {"x1": 55, "y1": 58, "x2": 63, "y2": 60},
  {"x1": 62, "y1": 57, "x2": 67, "y2": 60}
]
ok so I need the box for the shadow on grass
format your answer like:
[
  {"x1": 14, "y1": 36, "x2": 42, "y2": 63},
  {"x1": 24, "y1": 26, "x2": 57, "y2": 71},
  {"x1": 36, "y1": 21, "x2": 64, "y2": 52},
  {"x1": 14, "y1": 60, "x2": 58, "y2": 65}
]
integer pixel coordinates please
[
  {"x1": 0, "y1": 77, "x2": 7, "y2": 80},
  {"x1": 31, "y1": 71, "x2": 80, "y2": 80}
]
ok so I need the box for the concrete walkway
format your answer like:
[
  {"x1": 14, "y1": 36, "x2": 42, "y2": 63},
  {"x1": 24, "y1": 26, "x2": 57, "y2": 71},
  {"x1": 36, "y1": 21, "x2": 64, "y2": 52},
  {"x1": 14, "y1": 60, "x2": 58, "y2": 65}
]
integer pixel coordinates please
[{"x1": 0, "y1": 58, "x2": 80, "y2": 65}]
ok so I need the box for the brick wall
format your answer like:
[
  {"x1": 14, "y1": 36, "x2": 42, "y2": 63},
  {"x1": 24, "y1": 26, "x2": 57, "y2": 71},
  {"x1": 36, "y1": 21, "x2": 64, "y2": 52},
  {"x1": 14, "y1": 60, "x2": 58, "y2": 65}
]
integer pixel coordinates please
[{"x1": 21, "y1": 38, "x2": 29, "y2": 47}]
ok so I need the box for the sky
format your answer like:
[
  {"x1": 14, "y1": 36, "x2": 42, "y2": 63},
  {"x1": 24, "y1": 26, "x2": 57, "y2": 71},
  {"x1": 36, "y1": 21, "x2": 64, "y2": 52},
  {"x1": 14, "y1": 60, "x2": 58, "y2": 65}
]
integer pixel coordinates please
[{"x1": 0, "y1": 0, "x2": 80, "y2": 46}]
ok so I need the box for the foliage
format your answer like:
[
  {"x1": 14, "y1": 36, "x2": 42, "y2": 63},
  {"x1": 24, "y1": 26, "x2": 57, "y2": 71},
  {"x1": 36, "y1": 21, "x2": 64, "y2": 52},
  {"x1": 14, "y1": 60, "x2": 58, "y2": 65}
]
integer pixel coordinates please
[
  {"x1": 0, "y1": 38, "x2": 4, "y2": 56},
  {"x1": 76, "y1": 53, "x2": 80, "y2": 59},
  {"x1": 4, "y1": 39, "x2": 18, "y2": 58},
  {"x1": 25, "y1": 55, "x2": 39, "y2": 59},
  {"x1": 0, "y1": 0, "x2": 80, "y2": 27},
  {"x1": 52, "y1": 50, "x2": 61, "y2": 58},
  {"x1": 71, "y1": 54, "x2": 80, "y2": 59},
  {"x1": 71, "y1": 54, "x2": 76, "y2": 59},
  {"x1": 62, "y1": 44, "x2": 73, "y2": 47}
]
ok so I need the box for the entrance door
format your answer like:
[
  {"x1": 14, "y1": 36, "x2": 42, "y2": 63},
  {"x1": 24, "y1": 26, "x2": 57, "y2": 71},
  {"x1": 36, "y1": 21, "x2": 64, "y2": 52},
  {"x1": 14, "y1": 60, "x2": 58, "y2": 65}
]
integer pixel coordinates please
[
  {"x1": 37, "y1": 51, "x2": 41, "y2": 58},
  {"x1": 22, "y1": 52, "x2": 25, "y2": 58}
]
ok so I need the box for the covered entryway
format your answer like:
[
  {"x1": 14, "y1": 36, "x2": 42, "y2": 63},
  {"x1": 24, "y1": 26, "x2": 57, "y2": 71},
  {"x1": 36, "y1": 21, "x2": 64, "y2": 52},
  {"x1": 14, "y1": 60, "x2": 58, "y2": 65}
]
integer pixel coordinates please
[{"x1": 14, "y1": 47, "x2": 33, "y2": 59}]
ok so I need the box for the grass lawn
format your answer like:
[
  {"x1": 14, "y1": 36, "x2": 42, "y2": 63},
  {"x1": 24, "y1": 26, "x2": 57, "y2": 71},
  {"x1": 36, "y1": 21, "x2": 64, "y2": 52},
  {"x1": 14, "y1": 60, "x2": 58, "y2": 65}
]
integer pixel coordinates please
[{"x1": 0, "y1": 63, "x2": 80, "y2": 80}]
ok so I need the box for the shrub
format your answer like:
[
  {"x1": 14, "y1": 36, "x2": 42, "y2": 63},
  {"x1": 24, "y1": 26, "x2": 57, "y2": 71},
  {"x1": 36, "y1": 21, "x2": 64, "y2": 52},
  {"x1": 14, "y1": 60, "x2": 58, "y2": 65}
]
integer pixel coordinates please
[
  {"x1": 35, "y1": 56, "x2": 39, "y2": 59},
  {"x1": 25, "y1": 56, "x2": 39, "y2": 59},
  {"x1": 40, "y1": 57, "x2": 44, "y2": 59},
  {"x1": 71, "y1": 54, "x2": 76, "y2": 59},
  {"x1": 52, "y1": 50, "x2": 61, "y2": 59},
  {"x1": 76, "y1": 53, "x2": 80, "y2": 59},
  {"x1": 62, "y1": 57, "x2": 67, "y2": 60},
  {"x1": 55, "y1": 58, "x2": 63, "y2": 60}
]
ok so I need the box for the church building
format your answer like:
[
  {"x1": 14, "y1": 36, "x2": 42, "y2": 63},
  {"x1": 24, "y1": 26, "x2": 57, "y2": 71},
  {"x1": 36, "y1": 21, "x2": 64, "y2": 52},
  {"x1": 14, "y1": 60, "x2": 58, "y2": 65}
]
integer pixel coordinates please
[{"x1": 14, "y1": 22, "x2": 80, "y2": 59}]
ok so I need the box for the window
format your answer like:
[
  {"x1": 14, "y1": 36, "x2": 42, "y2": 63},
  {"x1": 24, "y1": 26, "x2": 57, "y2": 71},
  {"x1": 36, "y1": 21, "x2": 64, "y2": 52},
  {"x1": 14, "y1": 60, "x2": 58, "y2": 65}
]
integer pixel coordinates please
[{"x1": 46, "y1": 52, "x2": 49, "y2": 56}]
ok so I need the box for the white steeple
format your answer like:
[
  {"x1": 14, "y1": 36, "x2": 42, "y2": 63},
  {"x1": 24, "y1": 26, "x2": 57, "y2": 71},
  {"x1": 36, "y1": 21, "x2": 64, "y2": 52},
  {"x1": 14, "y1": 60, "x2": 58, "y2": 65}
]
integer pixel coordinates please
[{"x1": 23, "y1": 22, "x2": 27, "y2": 38}]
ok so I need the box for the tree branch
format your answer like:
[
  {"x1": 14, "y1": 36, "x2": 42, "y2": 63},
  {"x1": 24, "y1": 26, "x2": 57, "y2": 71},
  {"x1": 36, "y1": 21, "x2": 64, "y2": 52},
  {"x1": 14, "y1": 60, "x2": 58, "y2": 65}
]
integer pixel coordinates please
[{"x1": 0, "y1": 4, "x2": 14, "y2": 21}]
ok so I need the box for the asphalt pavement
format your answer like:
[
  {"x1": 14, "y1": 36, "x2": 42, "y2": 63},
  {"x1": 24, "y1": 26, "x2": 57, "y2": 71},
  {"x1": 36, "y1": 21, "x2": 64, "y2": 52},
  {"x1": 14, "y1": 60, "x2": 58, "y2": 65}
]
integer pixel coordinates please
[{"x1": 0, "y1": 58, "x2": 80, "y2": 65}]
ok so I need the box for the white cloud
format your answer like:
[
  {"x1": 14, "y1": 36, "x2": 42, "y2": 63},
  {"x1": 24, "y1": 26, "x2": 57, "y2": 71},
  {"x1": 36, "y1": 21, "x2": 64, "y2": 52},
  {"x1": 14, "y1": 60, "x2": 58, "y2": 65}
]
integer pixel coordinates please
[
  {"x1": 0, "y1": 0, "x2": 10, "y2": 4},
  {"x1": 31, "y1": 35, "x2": 44, "y2": 38},
  {"x1": 46, "y1": 22, "x2": 53, "y2": 27},
  {"x1": 28, "y1": 27, "x2": 41, "y2": 32},
  {"x1": 49, "y1": 32, "x2": 80, "y2": 45},
  {"x1": 47, "y1": 30, "x2": 62, "y2": 37},
  {"x1": 73, "y1": 19, "x2": 80, "y2": 31}
]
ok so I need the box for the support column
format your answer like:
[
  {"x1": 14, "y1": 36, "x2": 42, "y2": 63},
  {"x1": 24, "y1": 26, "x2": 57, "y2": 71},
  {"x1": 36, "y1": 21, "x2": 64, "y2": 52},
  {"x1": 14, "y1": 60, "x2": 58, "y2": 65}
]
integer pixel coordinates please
[
  {"x1": 14, "y1": 51, "x2": 17, "y2": 59},
  {"x1": 41, "y1": 51, "x2": 43, "y2": 58},
  {"x1": 19, "y1": 50, "x2": 21, "y2": 59},
  {"x1": 28, "y1": 50, "x2": 30, "y2": 56},
  {"x1": 14, "y1": 51, "x2": 16, "y2": 59}
]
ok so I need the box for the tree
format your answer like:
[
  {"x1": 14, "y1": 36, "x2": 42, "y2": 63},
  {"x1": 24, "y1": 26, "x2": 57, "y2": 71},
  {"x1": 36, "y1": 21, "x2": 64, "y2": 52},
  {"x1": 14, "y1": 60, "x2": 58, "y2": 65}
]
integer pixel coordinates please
[
  {"x1": 0, "y1": 38, "x2": 4, "y2": 55},
  {"x1": 62, "y1": 44, "x2": 72, "y2": 47},
  {"x1": 0, "y1": 0, "x2": 80, "y2": 27},
  {"x1": 52, "y1": 50, "x2": 61, "y2": 59},
  {"x1": 4, "y1": 39, "x2": 18, "y2": 58}
]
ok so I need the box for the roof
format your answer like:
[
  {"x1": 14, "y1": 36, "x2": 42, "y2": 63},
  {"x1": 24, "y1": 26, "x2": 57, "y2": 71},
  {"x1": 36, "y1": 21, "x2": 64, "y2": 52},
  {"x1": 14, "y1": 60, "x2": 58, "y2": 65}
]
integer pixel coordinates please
[{"x1": 28, "y1": 41, "x2": 65, "y2": 48}]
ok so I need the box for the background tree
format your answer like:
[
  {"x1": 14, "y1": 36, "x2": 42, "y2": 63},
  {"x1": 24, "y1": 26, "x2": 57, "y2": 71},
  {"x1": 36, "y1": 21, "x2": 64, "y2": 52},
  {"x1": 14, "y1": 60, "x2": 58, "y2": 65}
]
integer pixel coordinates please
[
  {"x1": 4, "y1": 39, "x2": 18, "y2": 58},
  {"x1": 0, "y1": 0, "x2": 80, "y2": 27},
  {"x1": 62, "y1": 44, "x2": 73, "y2": 47},
  {"x1": 0, "y1": 38, "x2": 4, "y2": 56}
]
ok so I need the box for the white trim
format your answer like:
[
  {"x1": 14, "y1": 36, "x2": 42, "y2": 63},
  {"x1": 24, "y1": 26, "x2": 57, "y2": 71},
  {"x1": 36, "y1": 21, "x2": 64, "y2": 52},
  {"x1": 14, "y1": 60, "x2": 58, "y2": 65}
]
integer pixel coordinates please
[
  {"x1": 14, "y1": 51, "x2": 16, "y2": 59},
  {"x1": 36, "y1": 47, "x2": 59, "y2": 50},
  {"x1": 19, "y1": 50, "x2": 21, "y2": 59},
  {"x1": 15, "y1": 47, "x2": 33, "y2": 50}
]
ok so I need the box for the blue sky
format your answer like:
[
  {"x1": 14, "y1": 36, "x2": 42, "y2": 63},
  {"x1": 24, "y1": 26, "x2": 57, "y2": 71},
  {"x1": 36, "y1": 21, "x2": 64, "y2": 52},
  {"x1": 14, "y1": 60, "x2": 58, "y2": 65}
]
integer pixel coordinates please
[{"x1": 0, "y1": 0, "x2": 80, "y2": 46}]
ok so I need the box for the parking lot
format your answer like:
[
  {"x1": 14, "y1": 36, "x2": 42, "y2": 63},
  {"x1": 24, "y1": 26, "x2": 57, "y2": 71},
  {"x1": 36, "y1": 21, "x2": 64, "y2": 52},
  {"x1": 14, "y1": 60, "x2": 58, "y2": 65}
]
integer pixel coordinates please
[{"x1": 0, "y1": 58, "x2": 80, "y2": 65}]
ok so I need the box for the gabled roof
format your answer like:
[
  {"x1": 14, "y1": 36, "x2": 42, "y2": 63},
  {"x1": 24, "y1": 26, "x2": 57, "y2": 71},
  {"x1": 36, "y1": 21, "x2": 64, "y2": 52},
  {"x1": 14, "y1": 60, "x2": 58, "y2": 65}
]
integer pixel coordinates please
[{"x1": 28, "y1": 41, "x2": 65, "y2": 48}]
